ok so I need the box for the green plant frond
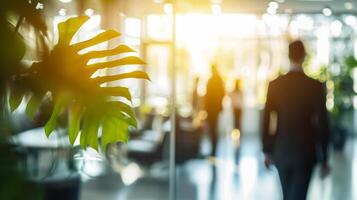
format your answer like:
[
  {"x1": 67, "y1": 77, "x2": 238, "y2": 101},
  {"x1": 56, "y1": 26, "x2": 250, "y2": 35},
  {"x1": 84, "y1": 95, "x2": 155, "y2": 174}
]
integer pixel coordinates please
[
  {"x1": 71, "y1": 30, "x2": 121, "y2": 51},
  {"x1": 101, "y1": 117, "x2": 129, "y2": 152},
  {"x1": 25, "y1": 94, "x2": 44, "y2": 118},
  {"x1": 9, "y1": 88, "x2": 25, "y2": 112},
  {"x1": 68, "y1": 102, "x2": 83, "y2": 144},
  {"x1": 83, "y1": 45, "x2": 135, "y2": 59},
  {"x1": 107, "y1": 101, "x2": 136, "y2": 120},
  {"x1": 107, "y1": 109, "x2": 137, "y2": 128},
  {"x1": 12, "y1": 16, "x2": 150, "y2": 152},
  {"x1": 58, "y1": 16, "x2": 89, "y2": 46},
  {"x1": 44, "y1": 97, "x2": 67, "y2": 136},
  {"x1": 80, "y1": 113, "x2": 100, "y2": 150},
  {"x1": 87, "y1": 56, "x2": 145, "y2": 73},
  {"x1": 95, "y1": 71, "x2": 150, "y2": 84},
  {"x1": 100, "y1": 87, "x2": 132, "y2": 101}
]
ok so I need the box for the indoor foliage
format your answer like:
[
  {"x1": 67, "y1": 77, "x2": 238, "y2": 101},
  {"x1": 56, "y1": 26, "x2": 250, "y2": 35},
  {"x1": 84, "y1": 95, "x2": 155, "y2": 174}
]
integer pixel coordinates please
[{"x1": 9, "y1": 16, "x2": 149, "y2": 151}]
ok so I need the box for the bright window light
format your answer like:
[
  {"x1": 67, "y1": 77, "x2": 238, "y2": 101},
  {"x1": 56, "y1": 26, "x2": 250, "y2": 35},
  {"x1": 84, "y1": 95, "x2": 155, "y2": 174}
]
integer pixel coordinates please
[
  {"x1": 212, "y1": 4, "x2": 221, "y2": 15},
  {"x1": 267, "y1": 6, "x2": 277, "y2": 15},
  {"x1": 85, "y1": 8, "x2": 94, "y2": 16},
  {"x1": 59, "y1": 0, "x2": 72, "y2": 3},
  {"x1": 125, "y1": 17, "x2": 141, "y2": 38},
  {"x1": 269, "y1": 1, "x2": 279, "y2": 10},
  {"x1": 345, "y1": 2, "x2": 354, "y2": 10},
  {"x1": 164, "y1": 3, "x2": 173, "y2": 14},
  {"x1": 345, "y1": 15, "x2": 356, "y2": 27},
  {"x1": 316, "y1": 26, "x2": 330, "y2": 65},
  {"x1": 58, "y1": 8, "x2": 66, "y2": 16},
  {"x1": 322, "y1": 7, "x2": 332, "y2": 16}
]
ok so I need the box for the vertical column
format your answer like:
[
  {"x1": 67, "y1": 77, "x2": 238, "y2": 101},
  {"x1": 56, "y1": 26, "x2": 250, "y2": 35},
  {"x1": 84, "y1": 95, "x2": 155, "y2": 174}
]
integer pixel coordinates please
[{"x1": 169, "y1": 1, "x2": 177, "y2": 200}]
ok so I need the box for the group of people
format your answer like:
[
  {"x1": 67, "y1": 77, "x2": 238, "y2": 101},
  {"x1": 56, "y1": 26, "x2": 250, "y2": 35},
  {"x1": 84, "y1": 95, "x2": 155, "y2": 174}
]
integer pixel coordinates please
[{"x1": 194, "y1": 40, "x2": 330, "y2": 200}]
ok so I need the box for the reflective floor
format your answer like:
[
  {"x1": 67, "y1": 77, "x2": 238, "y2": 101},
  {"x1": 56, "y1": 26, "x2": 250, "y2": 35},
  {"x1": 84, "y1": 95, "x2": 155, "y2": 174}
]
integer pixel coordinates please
[{"x1": 80, "y1": 108, "x2": 357, "y2": 200}]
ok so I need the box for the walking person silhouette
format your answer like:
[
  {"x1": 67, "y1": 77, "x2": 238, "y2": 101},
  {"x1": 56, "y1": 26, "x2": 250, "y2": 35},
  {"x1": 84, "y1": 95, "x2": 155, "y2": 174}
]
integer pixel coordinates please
[
  {"x1": 262, "y1": 40, "x2": 330, "y2": 200},
  {"x1": 205, "y1": 64, "x2": 225, "y2": 157}
]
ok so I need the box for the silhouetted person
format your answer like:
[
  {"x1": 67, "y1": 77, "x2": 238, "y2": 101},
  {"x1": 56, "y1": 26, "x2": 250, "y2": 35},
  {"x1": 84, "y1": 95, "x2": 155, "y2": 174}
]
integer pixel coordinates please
[
  {"x1": 230, "y1": 79, "x2": 243, "y2": 163},
  {"x1": 192, "y1": 76, "x2": 201, "y2": 117},
  {"x1": 205, "y1": 64, "x2": 225, "y2": 157},
  {"x1": 230, "y1": 79, "x2": 243, "y2": 130},
  {"x1": 262, "y1": 40, "x2": 330, "y2": 200}
]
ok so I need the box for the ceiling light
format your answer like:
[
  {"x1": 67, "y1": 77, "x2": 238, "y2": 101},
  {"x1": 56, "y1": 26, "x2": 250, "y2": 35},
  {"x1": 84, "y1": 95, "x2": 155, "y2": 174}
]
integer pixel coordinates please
[
  {"x1": 267, "y1": 6, "x2": 277, "y2": 15},
  {"x1": 344, "y1": 15, "x2": 356, "y2": 26},
  {"x1": 85, "y1": 8, "x2": 94, "y2": 16},
  {"x1": 59, "y1": 0, "x2": 72, "y2": 3},
  {"x1": 59, "y1": 8, "x2": 66, "y2": 16},
  {"x1": 164, "y1": 3, "x2": 173, "y2": 14},
  {"x1": 269, "y1": 1, "x2": 279, "y2": 10},
  {"x1": 345, "y1": 2, "x2": 353, "y2": 10},
  {"x1": 212, "y1": 4, "x2": 221, "y2": 15},
  {"x1": 322, "y1": 7, "x2": 332, "y2": 16},
  {"x1": 36, "y1": 2, "x2": 44, "y2": 10}
]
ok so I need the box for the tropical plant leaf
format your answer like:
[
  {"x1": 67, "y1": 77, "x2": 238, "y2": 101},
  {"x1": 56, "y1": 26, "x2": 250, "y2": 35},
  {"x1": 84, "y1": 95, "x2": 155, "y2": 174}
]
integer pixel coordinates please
[
  {"x1": 108, "y1": 101, "x2": 136, "y2": 120},
  {"x1": 9, "y1": 87, "x2": 25, "y2": 112},
  {"x1": 44, "y1": 97, "x2": 66, "y2": 136},
  {"x1": 84, "y1": 45, "x2": 135, "y2": 59},
  {"x1": 107, "y1": 108, "x2": 137, "y2": 128},
  {"x1": 88, "y1": 56, "x2": 145, "y2": 73},
  {"x1": 95, "y1": 71, "x2": 150, "y2": 84},
  {"x1": 10, "y1": 16, "x2": 149, "y2": 151},
  {"x1": 58, "y1": 16, "x2": 89, "y2": 46},
  {"x1": 101, "y1": 87, "x2": 132, "y2": 101},
  {"x1": 25, "y1": 94, "x2": 43, "y2": 118},
  {"x1": 72, "y1": 30, "x2": 120, "y2": 51},
  {"x1": 102, "y1": 117, "x2": 129, "y2": 152},
  {"x1": 80, "y1": 112, "x2": 100, "y2": 150},
  {"x1": 68, "y1": 102, "x2": 82, "y2": 144}
]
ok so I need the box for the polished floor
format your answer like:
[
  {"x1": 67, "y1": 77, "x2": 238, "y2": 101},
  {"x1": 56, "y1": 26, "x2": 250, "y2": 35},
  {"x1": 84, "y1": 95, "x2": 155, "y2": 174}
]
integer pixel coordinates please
[{"x1": 80, "y1": 108, "x2": 357, "y2": 200}]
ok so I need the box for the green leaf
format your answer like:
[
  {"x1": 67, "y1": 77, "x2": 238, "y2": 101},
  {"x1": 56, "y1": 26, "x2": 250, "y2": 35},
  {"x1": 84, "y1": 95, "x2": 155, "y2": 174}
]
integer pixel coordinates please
[
  {"x1": 88, "y1": 56, "x2": 145, "y2": 73},
  {"x1": 68, "y1": 103, "x2": 82, "y2": 144},
  {"x1": 25, "y1": 94, "x2": 43, "y2": 118},
  {"x1": 44, "y1": 97, "x2": 66, "y2": 136},
  {"x1": 84, "y1": 45, "x2": 135, "y2": 59},
  {"x1": 58, "y1": 16, "x2": 89, "y2": 46},
  {"x1": 80, "y1": 112, "x2": 100, "y2": 150},
  {"x1": 17, "y1": 16, "x2": 150, "y2": 152},
  {"x1": 108, "y1": 109, "x2": 137, "y2": 128},
  {"x1": 102, "y1": 117, "x2": 129, "y2": 152},
  {"x1": 95, "y1": 71, "x2": 150, "y2": 84},
  {"x1": 9, "y1": 89, "x2": 25, "y2": 112},
  {"x1": 101, "y1": 87, "x2": 132, "y2": 101},
  {"x1": 108, "y1": 101, "x2": 136, "y2": 120},
  {"x1": 72, "y1": 30, "x2": 120, "y2": 51}
]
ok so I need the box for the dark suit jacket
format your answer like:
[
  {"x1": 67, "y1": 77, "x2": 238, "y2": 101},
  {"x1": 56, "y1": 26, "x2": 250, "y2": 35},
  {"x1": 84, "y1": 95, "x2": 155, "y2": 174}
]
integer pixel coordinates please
[
  {"x1": 262, "y1": 71, "x2": 329, "y2": 166},
  {"x1": 205, "y1": 74, "x2": 225, "y2": 120}
]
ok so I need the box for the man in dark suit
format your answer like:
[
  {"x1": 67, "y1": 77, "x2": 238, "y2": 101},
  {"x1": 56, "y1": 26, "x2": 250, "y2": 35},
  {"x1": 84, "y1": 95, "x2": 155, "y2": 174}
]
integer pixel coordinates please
[
  {"x1": 262, "y1": 40, "x2": 330, "y2": 200},
  {"x1": 205, "y1": 64, "x2": 225, "y2": 157}
]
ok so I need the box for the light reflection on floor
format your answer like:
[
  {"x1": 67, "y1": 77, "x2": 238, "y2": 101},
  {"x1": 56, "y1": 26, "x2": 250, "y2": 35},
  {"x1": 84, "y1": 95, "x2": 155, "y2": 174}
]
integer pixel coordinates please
[
  {"x1": 80, "y1": 109, "x2": 357, "y2": 200},
  {"x1": 81, "y1": 133, "x2": 357, "y2": 200}
]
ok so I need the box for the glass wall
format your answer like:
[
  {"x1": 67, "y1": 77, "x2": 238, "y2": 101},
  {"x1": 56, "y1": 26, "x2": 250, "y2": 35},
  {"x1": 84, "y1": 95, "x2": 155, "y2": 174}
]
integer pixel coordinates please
[{"x1": 9, "y1": 0, "x2": 357, "y2": 200}]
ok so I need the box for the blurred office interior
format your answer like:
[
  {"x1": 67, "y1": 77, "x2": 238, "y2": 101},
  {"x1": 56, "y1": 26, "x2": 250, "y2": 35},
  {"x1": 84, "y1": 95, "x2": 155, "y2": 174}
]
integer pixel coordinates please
[{"x1": 3, "y1": 0, "x2": 357, "y2": 200}]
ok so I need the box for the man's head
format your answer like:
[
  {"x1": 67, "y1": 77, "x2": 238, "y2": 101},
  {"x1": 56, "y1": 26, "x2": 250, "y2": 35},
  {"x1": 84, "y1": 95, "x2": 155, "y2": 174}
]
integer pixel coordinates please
[
  {"x1": 289, "y1": 40, "x2": 306, "y2": 65},
  {"x1": 211, "y1": 64, "x2": 218, "y2": 75}
]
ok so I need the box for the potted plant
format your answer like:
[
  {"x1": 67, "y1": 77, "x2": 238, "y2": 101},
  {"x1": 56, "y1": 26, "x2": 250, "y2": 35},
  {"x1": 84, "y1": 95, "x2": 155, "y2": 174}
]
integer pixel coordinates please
[{"x1": 329, "y1": 55, "x2": 357, "y2": 150}]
